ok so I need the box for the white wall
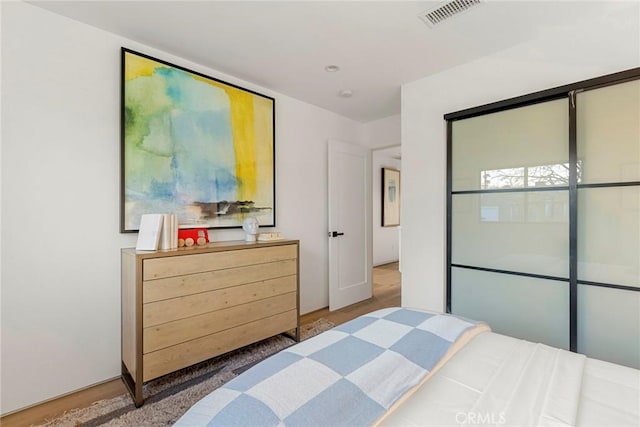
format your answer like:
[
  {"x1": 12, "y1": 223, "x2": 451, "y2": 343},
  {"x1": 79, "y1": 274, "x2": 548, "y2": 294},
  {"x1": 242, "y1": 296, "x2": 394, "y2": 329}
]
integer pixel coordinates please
[
  {"x1": 0, "y1": 2, "x2": 364, "y2": 414},
  {"x1": 401, "y1": 3, "x2": 640, "y2": 312},
  {"x1": 361, "y1": 114, "x2": 400, "y2": 149},
  {"x1": 372, "y1": 151, "x2": 400, "y2": 266}
]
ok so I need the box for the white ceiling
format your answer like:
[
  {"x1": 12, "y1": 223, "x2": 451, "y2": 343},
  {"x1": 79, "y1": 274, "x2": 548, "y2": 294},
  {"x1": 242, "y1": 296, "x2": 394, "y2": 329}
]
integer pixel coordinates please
[{"x1": 30, "y1": 1, "x2": 637, "y2": 123}]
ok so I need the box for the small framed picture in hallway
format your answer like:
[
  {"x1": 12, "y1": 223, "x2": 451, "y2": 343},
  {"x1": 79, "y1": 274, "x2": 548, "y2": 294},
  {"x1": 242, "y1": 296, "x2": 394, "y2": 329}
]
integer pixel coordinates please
[{"x1": 382, "y1": 167, "x2": 400, "y2": 227}]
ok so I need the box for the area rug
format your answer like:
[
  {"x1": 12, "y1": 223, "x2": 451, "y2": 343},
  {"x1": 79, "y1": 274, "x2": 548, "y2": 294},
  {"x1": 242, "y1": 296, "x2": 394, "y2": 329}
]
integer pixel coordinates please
[{"x1": 41, "y1": 319, "x2": 335, "y2": 427}]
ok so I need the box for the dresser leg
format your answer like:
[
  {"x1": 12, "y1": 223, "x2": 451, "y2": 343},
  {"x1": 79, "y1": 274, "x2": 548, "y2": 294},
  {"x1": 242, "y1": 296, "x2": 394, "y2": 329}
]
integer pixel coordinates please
[
  {"x1": 121, "y1": 362, "x2": 144, "y2": 407},
  {"x1": 283, "y1": 326, "x2": 301, "y2": 342}
]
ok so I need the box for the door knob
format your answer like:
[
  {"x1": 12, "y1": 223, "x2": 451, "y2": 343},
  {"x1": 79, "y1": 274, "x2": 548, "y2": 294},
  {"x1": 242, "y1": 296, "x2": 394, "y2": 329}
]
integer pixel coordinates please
[{"x1": 330, "y1": 231, "x2": 345, "y2": 237}]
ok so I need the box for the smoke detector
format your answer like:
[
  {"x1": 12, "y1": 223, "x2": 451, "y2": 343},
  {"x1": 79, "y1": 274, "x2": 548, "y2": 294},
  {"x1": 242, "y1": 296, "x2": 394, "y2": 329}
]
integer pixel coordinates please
[{"x1": 418, "y1": 0, "x2": 483, "y2": 28}]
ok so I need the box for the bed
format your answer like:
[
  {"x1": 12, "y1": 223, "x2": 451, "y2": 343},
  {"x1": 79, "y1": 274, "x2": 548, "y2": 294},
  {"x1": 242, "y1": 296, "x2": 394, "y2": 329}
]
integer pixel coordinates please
[{"x1": 175, "y1": 307, "x2": 640, "y2": 426}]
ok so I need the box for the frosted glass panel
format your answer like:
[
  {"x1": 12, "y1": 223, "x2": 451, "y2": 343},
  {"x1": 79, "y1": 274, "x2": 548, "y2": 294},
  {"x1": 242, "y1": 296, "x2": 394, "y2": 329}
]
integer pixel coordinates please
[
  {"x1": 452, "y1": 99, "x2": 568, "y2": 191},
  {"x1": 452, "y1": 192, "x2": 569, "y2": 277},
  {"x1": 451, "y1": 268, "x2": 569, "y2": 349},
  {"x1": 578, "y1": 187, "x2": 640, "y2": 287},
  {"x1": 578, "y1": 285, "x2": 640, "y2": 369},
  {"x1": 577, "y1": 79, "x2": 640, "y2": 184}
]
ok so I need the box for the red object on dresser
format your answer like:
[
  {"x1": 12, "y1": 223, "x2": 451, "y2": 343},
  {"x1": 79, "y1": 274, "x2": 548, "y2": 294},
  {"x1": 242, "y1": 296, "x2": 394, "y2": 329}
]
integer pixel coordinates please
[{"x1": 178, "y1": 228, "x2": 209, "y2": 246}]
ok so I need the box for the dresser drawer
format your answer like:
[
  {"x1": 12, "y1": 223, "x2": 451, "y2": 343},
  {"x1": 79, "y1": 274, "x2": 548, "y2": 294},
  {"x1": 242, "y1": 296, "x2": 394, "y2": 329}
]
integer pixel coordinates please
[
  {"x1": 143, "y1": 245, "x2": 297, "y2": 280},
  {"x1": 143, "y1": 309, "x2": 297, "y2": 381},
  {"x1": 143, "y1": 292, "x2": 297, "y2": 353},
  {"x1": 143, "y1": 275, "x2": 297, "y2": 327},
  {"x1": 143, "y1": 258, "x2": 297, "y2": 303}
]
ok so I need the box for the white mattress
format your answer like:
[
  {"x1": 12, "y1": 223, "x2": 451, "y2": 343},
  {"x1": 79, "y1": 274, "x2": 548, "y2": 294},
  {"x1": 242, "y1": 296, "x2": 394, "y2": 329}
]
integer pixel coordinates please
[{"x1": 378, "y1": 332, "x2": 640, "y2": 426}]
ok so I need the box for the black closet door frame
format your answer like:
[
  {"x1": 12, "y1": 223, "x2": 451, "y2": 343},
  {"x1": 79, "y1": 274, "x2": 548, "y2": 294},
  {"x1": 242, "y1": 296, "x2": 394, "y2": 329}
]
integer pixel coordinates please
[{"x1": 445, "y1": 67, "x2": 640, "y2": 352}]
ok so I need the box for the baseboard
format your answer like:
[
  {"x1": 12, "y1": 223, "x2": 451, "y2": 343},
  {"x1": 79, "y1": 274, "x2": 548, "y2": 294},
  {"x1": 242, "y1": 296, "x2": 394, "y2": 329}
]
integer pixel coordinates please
[{"x1": 0, "y1": 377, "x2": 126, "y2": 427}]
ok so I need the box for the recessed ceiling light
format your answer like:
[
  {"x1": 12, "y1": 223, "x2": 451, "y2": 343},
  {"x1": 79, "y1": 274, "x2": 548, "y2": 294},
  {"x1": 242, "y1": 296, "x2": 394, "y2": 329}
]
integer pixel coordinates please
[
  {"x1": 338, "y1": 89, "x2": 353, "y2": 98},
  {"x1": 325, "y1": 65, "x2": 340, "y2": 72}
]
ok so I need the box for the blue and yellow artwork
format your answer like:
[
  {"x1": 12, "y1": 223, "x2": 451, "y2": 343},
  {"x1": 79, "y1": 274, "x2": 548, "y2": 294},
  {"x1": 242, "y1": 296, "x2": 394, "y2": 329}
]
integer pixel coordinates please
[{"x1": 121, "y1": 49, "x2": 275, "y2": 231}]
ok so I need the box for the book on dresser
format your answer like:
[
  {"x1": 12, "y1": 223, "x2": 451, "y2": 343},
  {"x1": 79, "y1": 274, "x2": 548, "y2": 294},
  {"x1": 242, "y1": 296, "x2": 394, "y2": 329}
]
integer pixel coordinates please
[
  {"x1": 120, "y1": 239, "x2": 300, "y2": 406},
  {"x1": 135, "y1": 214, "x2": 163, "y2": 250}
]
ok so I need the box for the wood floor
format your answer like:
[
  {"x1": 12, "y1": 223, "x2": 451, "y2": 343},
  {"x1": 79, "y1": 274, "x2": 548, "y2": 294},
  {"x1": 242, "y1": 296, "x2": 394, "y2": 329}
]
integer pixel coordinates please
[
  {"x1": 301, "y1": 261, "x2": 401, "y2": 326},
  {"x1": 2, "y1": 262, "x2": 400, "y2": 427}
]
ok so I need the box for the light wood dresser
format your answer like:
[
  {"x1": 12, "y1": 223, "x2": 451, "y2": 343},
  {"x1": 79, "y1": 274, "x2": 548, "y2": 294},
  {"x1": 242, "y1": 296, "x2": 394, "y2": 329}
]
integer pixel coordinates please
[{"x1": 121, "y1": 239, "x2": 299, "y2": 406}]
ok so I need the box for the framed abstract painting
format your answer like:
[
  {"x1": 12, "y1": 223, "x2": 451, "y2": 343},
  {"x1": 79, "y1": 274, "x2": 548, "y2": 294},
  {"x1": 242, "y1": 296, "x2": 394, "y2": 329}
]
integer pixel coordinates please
[
  {"x1": 382, "y1": 167, "x2": 400, "y2": 227},
  {"x1": 121, "y1": 48, "x2": 275, "y2": 232}
]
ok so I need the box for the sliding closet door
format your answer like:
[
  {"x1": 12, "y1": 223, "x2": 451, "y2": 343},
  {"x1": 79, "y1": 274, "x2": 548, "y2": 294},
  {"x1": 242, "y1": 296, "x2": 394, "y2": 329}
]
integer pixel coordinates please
[
  {"x1": 447, "y1": 69, "x2": 640, "y2": 368},
  {"x1": 576, "y1": 79, "x2": 640, "y2": 368},
  {"x1": 450, "y1": 99, "x2": 570, "y2": 349}
]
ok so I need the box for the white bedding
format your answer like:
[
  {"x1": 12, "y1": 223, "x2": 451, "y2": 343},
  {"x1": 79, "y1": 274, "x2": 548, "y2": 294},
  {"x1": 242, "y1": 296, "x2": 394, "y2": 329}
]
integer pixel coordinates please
[
  {"x1": 377, "y1": 332, "x2": 640, "y2": 426},
  {"x1": 173, "y1": 307, "x2": 639, "y2": 426},
  {"x1": 578, "y1": 358, "x2": 640, "y2": 426}
]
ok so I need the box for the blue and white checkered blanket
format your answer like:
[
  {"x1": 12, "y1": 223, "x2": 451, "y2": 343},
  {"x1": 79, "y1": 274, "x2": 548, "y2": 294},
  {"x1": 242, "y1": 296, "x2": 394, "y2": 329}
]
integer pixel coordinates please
[{"x1": 175, "y1": 307, "x2": 480, "y2": 426}]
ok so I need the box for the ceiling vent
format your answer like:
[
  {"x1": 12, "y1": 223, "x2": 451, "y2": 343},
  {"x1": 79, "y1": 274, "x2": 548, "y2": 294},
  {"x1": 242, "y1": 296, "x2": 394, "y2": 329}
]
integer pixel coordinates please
[{"x1": 418, "y1": 0, "x2": 483, "y2": 28}]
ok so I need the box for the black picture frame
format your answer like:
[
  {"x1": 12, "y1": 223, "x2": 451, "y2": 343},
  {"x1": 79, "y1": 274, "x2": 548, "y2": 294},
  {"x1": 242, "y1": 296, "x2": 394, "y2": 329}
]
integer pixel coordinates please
[
  {"x1": 120, "y1": 48, "x2": 276, "y2": 232},
  {"x1": 382, "y1": 167, "x2": 401, "y2": 227}
]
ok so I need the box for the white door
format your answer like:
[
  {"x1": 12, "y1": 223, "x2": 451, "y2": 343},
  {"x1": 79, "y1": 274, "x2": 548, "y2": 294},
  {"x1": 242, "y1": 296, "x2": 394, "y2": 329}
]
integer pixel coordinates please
[{"x1": 328, "y1": 139, "x2": 372, "y2": 311}]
